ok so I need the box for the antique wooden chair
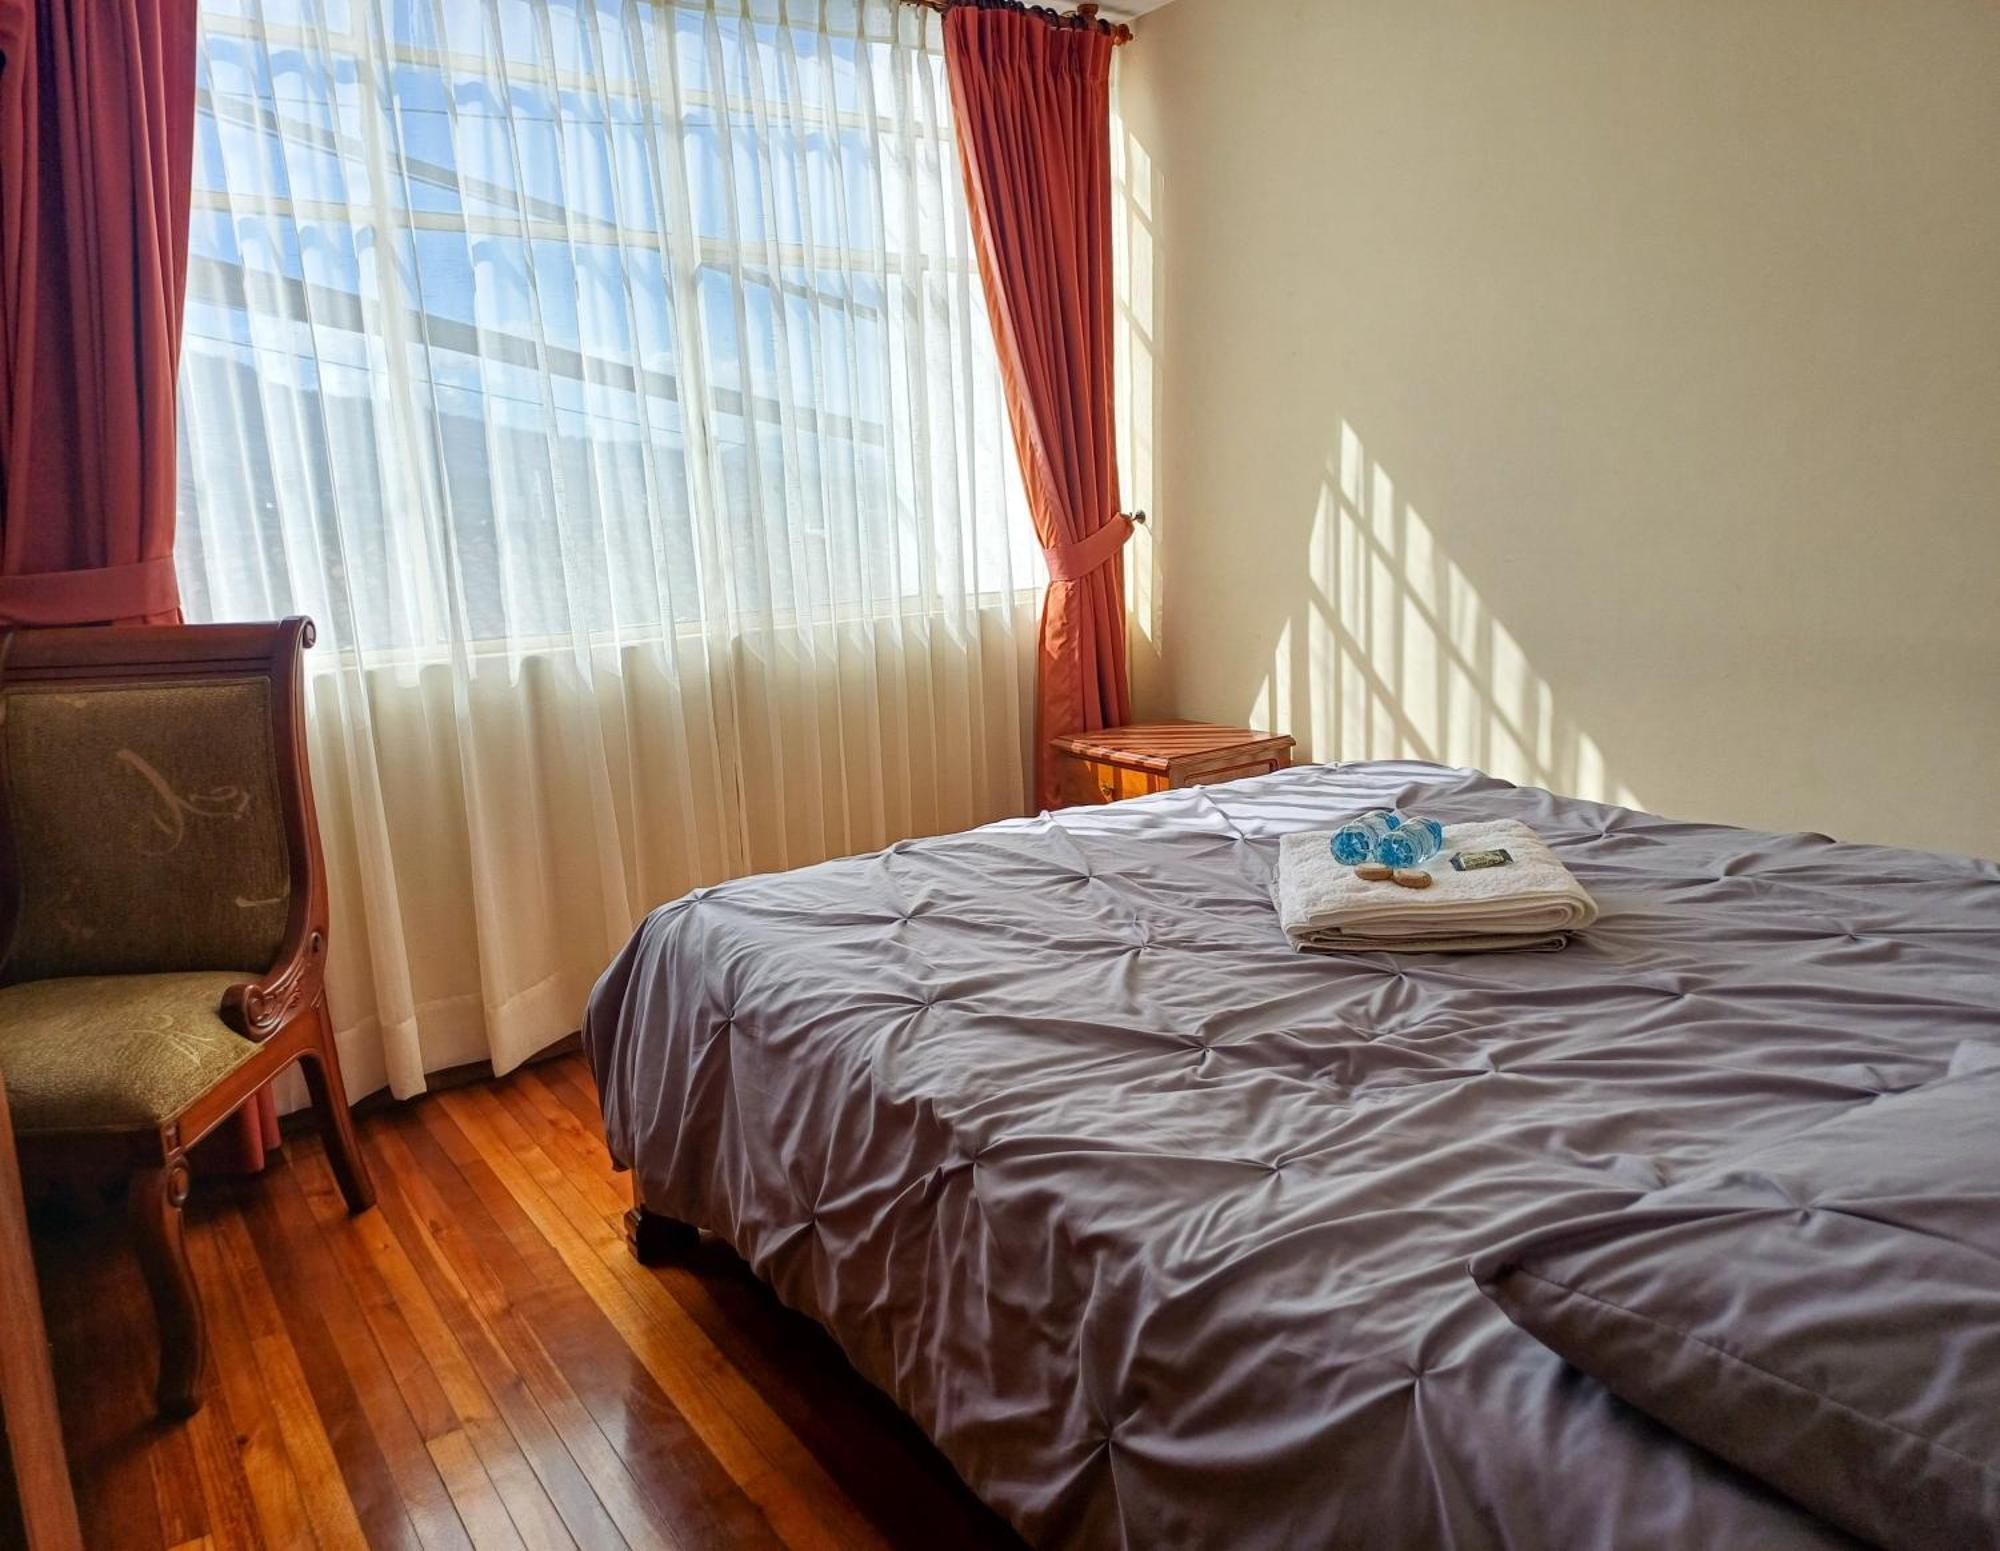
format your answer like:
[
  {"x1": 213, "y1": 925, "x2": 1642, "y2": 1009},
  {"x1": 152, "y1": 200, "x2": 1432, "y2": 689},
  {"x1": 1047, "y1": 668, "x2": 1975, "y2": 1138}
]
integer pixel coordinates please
[{"x1": 0, "y1": 618, "x2": 373, "y2": 1419}]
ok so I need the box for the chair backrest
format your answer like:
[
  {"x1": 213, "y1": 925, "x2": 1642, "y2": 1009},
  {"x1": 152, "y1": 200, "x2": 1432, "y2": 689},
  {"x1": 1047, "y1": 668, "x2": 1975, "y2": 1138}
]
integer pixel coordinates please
[{"x1": 0, "y1": 619, "x2": 319, "y2": 983}]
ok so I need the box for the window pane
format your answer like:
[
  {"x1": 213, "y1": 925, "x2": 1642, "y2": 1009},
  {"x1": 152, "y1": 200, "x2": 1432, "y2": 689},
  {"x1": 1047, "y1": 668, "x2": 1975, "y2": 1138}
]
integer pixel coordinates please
[{"x1": 178, "y1": 0, "x2": 1037, "y2": 658}]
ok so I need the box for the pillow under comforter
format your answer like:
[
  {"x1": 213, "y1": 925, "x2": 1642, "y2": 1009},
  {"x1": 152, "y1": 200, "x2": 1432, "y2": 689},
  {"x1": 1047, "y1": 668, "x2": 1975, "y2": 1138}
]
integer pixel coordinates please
[{"x1": 1474, "y1": 1058, "x2": 2000, "y2": 1551}]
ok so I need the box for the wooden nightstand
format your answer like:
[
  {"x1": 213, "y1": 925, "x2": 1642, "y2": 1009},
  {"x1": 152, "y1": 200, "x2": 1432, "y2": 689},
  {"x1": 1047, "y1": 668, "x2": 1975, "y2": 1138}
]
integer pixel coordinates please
[{"x1": 1051, "y1": 722, "x2": 1296, "y2": 807}]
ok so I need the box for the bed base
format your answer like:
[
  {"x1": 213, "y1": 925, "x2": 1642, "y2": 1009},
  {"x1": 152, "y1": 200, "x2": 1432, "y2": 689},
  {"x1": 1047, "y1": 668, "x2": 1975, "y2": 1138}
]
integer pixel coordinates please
[{"x1": 624, "y1": 1188, "x2": 699, "y2": 1265}]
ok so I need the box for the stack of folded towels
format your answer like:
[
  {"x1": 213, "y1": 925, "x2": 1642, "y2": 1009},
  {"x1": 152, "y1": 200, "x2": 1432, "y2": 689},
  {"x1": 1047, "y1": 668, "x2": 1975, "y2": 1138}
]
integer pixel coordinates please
[{"x1": 1278, "y1": 816, "x2": 1598, "y2": 954}]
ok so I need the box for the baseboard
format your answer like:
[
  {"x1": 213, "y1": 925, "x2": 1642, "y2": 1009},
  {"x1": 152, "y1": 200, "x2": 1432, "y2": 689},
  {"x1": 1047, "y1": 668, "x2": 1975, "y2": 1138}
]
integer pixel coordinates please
[{"x1": 279, "y1": 1030, "x2": 585, "y2": 1135}]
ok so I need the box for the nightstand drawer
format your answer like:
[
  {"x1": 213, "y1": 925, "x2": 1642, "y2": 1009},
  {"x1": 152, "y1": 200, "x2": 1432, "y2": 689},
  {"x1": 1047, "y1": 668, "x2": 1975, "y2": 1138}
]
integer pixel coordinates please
[{"x1": 1059, "y1": 756, "x2": 1166, "y2": 807}]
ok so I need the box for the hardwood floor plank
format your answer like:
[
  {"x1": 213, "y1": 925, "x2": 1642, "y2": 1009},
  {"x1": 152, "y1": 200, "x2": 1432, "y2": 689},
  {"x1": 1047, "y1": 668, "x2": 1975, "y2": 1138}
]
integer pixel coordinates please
[
  {"x1": 500, "y1": 1071, "x2": 990, "y2": 1551},
  {"x1": 517, "y1": 1069, "x2": 1015, "y2": 1551},
  {"x1": 371, "y1": 1113, "x2": 630, "y2": 1551},
  {"x1": 148, "y1": 1402, "x2": 213, "y2": 1547},
  {"x1": 210, "y1": 1208, "x2": 373, "y2": 1550},
  {"x1": 240, "y1": 1167, "x2": 425, "y2": 1551},
  {"x1": 426, "y1": 1431, "x2": 529, "y2": 1551},
  {"x1": 176, "y1": 1359, "x2": 269, "y2": 1551},
  {"x1": 41, "y1": 1214, "x2": 167, "y2": 1551},
  {"x1": 396, "y1": 1100, "x2": 715, "y2": 1551},
  {"x1": 540, "y1": 1060, "x2": 612, "y2": 1141},
  {"x1": 37, "y1": 1055, "x2": 1023, "y2": 1551},
  {"x1": 303, "y1": 1166, "x2": 464, "y2": 1444},
  {"x1": 354, "y1": 1127, "x2": 580, "y2": 1551},
  {"x1": 184, "y1": 1204, "x2": 317, "y2": 1550},
  {"x1": 262, "y1": 1149, "x2": 469, "y2": 1551},
  {"x1": 332, "y1": 1177, "x2": 540, "y2": 1546},
  {"x1": 250, "y1": 1331, "x2": 372, "y2": 1551},
  {"x1": 288, "y1": 1149, "x2": 476, "y2": 1551},
  {"x1": 443, "y1": 1083, "x2": 886, "y2": 1551},
  {"x1": 412, "y1": 1087, "x2": 778, "y2": 1551}
]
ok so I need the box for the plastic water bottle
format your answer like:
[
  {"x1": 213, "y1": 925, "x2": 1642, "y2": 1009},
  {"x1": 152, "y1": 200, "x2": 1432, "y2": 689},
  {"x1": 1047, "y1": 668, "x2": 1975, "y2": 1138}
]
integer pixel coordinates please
[
  {"x1": 1330, "y1": 809, "x2": 1402, "y2": 864},
  {"x1": 1376, "y1": 815, "x2": 1445, "y2": 869}
]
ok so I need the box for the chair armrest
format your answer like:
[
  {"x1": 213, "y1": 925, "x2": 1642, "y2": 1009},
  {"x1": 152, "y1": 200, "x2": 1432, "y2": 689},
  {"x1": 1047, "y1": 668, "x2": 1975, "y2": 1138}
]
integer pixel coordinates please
[{"x1": 218, "y1": 927, "x2": 325, "y2": 1041}]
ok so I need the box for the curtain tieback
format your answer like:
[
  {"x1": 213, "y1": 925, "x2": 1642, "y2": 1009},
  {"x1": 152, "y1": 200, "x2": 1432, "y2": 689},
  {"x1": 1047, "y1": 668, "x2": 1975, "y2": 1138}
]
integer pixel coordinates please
[
  {"x1": 1042, "y1": 511, "x2": 1143, "y2": 584},
  {"x1": 0, "y1": 556, "x2": 181, "y2": 626}
]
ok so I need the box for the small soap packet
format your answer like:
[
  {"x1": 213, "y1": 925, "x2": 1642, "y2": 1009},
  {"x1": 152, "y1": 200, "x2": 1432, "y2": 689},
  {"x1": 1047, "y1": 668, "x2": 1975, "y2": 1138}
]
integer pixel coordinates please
[{"x1": 1449, "y1": 848, "x2": 1513, "y2": 872}]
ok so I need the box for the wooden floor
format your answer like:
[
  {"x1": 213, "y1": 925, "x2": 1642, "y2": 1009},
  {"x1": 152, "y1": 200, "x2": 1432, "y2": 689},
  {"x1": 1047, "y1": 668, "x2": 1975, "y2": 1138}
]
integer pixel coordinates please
[{"x1": 26, "y1": 1054, "x2": 1022, "y2": 1550}]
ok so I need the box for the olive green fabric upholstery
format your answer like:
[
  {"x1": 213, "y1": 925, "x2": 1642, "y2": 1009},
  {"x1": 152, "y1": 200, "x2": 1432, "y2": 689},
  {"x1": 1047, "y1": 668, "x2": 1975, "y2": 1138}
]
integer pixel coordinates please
[
  {"x1": 2, "y1": 678, "x2": 290, "y2": 981},
  {"x1": 0, "y1": 973, "x2": 260, "y2": 1133}
]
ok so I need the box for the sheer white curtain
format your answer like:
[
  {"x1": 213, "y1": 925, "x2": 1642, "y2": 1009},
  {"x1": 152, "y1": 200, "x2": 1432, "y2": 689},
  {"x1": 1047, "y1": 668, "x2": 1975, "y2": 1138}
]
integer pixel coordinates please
[{"x1": 174, "y1": 0, "x2": 1039, "y2": 1102}]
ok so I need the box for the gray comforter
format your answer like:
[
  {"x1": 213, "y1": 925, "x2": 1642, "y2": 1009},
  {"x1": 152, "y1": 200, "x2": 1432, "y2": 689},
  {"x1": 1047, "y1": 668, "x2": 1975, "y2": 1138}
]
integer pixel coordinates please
[{"x1": 585, "y1": 761, "x2": 2000, "y2": 1549}]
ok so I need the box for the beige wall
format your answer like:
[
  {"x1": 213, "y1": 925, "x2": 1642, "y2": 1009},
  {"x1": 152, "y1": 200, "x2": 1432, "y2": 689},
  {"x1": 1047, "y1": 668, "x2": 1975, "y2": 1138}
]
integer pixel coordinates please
[{"x1": 1115, "y1": 0, "x2": 2000, "y2": 857}]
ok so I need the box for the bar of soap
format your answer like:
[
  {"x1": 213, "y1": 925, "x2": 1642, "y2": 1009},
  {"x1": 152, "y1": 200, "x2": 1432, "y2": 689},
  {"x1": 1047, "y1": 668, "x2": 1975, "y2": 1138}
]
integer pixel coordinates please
[
  {"x1": 1392, "y1": 869, "x2": 1433, "y2": 890},
  {"x1": 1355, "y1": 863, "x2": 1394, "y2": 882}
]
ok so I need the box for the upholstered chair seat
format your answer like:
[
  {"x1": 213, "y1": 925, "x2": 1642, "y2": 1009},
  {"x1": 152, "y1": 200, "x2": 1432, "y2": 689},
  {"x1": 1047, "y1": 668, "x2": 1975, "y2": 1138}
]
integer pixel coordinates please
[{"x1": 0, "y1": 974, "x2": 262, "y2": 1133}]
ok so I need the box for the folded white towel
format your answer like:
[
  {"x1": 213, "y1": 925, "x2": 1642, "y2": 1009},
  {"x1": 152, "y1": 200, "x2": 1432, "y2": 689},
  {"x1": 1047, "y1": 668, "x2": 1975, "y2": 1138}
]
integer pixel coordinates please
[{"x1": 1277, "y1": 818, "x2": 1598, "y2": 954}]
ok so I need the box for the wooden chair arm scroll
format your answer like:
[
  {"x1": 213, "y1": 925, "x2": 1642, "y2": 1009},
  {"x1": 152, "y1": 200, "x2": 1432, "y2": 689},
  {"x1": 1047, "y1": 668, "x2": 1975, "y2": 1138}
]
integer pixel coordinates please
[{"x1": 218, "y1": 926, "x2": 326, "y2": 1042}]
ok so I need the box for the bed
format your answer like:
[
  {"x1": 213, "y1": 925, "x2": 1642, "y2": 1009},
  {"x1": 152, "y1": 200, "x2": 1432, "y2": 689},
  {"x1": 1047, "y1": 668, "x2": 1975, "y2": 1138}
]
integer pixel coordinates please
[{"x1": 584, "y1": 760, "x2": 2000, "y2": 1549}]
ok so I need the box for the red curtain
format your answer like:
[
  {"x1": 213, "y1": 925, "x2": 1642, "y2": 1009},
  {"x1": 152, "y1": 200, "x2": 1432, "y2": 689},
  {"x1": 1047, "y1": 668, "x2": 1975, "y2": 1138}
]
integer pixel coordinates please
[
  {"x1": 0, "y1": 0, "x2": 195, "y2": 625},
  {"x1": 945, "y1": 0, "x2": 1131, "y2": 810},
  {"x1": 0, "y1": 0, "x2": 278, "y2": 1171}
]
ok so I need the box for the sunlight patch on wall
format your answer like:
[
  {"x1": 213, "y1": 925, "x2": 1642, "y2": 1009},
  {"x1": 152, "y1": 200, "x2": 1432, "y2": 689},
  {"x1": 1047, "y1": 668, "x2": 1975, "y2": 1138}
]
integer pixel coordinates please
[
  {"x1": 1111, "y1": 87, "x2": 1162, "y2": 656},
  {"x1": 1256, "y1": 420, "x2": 1643, "y2": 809}
]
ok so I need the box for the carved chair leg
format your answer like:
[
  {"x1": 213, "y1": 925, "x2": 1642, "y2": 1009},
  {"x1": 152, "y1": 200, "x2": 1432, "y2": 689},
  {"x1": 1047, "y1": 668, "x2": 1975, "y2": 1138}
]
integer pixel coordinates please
[
  {"x1": 129, "y1": 1160, "x2": 203, "y2": 1420},
  {"x1": 300, "y1": 1011, "x2": 374, "y2": 1215},
  {"x1": 625, "y1": 1204, "x2": 698, "y2": 1265}
]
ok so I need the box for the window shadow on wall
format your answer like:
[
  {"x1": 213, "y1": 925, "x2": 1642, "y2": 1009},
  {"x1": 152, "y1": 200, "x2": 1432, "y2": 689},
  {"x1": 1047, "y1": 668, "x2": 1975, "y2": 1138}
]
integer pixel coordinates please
[{"x1": 1255, "y1": 420, "x2": 1644, "y2": 809}]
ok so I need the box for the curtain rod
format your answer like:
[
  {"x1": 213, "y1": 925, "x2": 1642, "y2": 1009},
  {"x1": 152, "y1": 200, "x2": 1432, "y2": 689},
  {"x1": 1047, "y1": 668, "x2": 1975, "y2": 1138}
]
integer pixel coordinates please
[{"x1": 897, "y1": 0, "x2": 1134, "y2": 45}]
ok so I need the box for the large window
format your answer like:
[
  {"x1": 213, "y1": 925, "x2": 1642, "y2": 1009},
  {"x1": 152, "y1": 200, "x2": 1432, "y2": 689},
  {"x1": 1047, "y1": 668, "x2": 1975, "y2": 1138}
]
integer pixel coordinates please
[{"x1": 175, "y1": 0, "x2": 1035, "y2": 657}]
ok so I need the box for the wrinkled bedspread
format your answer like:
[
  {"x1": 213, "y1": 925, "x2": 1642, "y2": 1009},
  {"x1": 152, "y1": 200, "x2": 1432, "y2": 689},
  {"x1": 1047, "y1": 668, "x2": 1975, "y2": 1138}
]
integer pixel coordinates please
[{"x1": 585, "y1": 762, "x2": 2000, "y2": 1549}]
